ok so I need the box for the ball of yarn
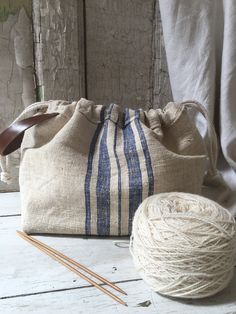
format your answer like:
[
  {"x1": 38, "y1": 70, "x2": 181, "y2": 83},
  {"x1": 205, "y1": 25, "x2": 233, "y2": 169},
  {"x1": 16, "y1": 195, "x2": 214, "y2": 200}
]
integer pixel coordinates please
[{"x1": 130, "y1": 192, "x2": 236, "y2": 299}]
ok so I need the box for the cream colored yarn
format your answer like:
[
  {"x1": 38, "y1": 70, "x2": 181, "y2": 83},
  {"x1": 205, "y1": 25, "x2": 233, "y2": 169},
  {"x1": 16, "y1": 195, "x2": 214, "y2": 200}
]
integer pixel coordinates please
[{"x1": 130, "y1": 192, "x2": 236, "y2": 299}]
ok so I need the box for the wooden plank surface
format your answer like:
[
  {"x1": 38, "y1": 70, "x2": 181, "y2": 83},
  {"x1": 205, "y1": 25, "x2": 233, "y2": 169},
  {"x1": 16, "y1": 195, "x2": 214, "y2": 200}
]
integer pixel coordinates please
[
  {"x1": 0, "y1": 215, "x2": 137, "y2": 298},
  {"x1": 152, "y1": 275, "x2": 236, "y2": 314},
  {"x1": 1, "y1": 193, "x2": 235, "y2": 314},
  {"x1": 0, "y1": 192, "x2": 20, "y2": 216},
  {"x1": 1, "y1": 276, "x2": 236, "y2": 314},
  {"x1": 0, "y1": 281, "x2": 152, "y2": 314},
  {"x1": 0, "y1": 1, "x2": 35, "y2": 192}
]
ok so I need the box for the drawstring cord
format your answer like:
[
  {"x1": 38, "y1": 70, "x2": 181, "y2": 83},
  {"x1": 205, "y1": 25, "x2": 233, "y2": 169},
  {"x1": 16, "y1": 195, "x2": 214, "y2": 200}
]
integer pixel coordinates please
[
  {"x1": 0, "y1": 103, "x2": 49, "y2": 184},
  {"x1": 181, "y1": 100, "x2": 218, "y2": 177},
  {"x1": 181, "y1": 101, "x2": 230, "y2": 202},
  {"x1": 0, "y1": 155, "x2": 12, "y2": 184}
]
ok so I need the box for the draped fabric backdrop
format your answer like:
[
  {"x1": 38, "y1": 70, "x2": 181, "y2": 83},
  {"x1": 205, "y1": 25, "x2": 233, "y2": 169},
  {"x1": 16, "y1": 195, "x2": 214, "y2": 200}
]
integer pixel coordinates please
[{"x1": 159, "y1": 0, "x2": 236, "y2": 215}]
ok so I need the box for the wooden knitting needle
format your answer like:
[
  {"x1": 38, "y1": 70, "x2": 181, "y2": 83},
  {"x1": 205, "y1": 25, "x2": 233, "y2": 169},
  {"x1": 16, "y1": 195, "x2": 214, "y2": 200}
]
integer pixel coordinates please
[
  {"x1": 19, "y1": 231, "x2": 126, "y2": 296},
  {"x1": 16, "y1": 231, "x2": 127, "y2": 307}
]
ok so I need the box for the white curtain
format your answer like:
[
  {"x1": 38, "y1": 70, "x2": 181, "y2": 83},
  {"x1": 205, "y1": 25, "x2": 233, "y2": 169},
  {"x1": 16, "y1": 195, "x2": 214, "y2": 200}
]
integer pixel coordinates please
[{"x1": 159, "y1": 0, "x2": 236, "y2": 215}]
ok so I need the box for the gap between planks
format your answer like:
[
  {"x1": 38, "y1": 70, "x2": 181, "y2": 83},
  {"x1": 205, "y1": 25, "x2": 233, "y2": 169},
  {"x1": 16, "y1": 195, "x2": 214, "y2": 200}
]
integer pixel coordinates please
[
  {"x1": 0, "y1": 214, "x2": 21, "y2": 218},
  {"x1": 0, "y1": 278, "x2": 142, "y2": 300}
]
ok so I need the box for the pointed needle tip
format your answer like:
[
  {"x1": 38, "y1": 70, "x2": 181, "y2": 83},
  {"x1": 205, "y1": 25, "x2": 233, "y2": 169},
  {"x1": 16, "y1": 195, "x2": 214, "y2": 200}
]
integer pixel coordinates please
[{"x1": 118, "y1": 289, "x2": 128, "y2": 296}]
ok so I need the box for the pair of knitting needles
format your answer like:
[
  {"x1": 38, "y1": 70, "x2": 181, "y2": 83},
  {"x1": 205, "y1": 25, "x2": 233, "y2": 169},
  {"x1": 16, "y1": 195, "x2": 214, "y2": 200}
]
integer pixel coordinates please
[{"x1": 16, "y1": 231, "x2": 127, "y2": 306}]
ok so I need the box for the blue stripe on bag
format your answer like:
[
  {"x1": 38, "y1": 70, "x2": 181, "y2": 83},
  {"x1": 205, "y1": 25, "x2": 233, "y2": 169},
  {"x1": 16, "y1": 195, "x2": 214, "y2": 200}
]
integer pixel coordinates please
[
  {"x1": 85, "y1": 107, "x2": 105, "y2": 235},
  {"x1": 134, "y1": 110, "x2": 154, "y2": 196},
  {"x1": 96, "y1": 106, "x2": 112, "y2": 236},
  {"x1": 113, "y1": 121, "x2": 122, "y2": 235},
  {"x1": 123, "y1": 109, "x2": 143, "y2": 234}
]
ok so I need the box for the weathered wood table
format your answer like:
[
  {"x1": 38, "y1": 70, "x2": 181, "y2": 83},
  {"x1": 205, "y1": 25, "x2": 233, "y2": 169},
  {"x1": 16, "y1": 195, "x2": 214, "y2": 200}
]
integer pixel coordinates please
[{"x1": 1, "y1": 193, "x2": 236, "y2": 314}]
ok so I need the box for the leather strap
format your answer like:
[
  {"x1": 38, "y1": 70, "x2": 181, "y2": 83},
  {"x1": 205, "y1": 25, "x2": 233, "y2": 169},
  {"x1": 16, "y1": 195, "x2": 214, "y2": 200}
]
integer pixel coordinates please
[{"x1": 0, "y1": 113, "x2": 59, "y2": 156}]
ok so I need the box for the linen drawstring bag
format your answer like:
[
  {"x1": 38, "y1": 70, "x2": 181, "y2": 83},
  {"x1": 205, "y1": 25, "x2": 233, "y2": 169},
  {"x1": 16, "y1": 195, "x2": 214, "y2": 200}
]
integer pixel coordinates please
[{"x1": 0, "y1": 98, "x2": 226, "y2": 235}]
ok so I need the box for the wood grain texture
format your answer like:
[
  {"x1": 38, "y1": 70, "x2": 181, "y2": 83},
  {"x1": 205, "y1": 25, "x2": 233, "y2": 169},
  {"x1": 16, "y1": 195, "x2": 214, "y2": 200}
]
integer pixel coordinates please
[
  {"x1": 0, "y1": 215, "x2": 137, "y2": 298},
  {"x1": 1, "y1": 277, "x2": 236, "y2": 314},
  {"x1": 0, "y1": 281, "x2": 152, "y2": 314},
  {"x1": 32, "y1": 0, "x2": 85, "y2": 101},
  {"x1": 0, "y1": 192, "x2": 20, "y2": 216},
  {"x1": 152, "y1": 0, "x2": 172, "y2": 108},
  {"x1": 85, "y1": 0, "x2": 172, "y2": 109},
  {"x1": 0, "y1": 1, "x2": 35, "y2": 192},
  {"x1": 1, "y1": 193, "x2": 236, "y2": 313},
  {"x1": 151, "y1": 278, "x2": 236, "y2": 314},
  {"x1": 85, "y1": 0, "x2": 154, "y2": 109}
]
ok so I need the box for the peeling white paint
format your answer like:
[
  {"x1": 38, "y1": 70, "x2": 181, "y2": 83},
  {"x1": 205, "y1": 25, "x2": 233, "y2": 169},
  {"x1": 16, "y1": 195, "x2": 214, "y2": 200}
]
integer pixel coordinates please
[
  {"x1": 33, "y1": 0, "x2": 85, "y2": 101},
  {"x1": 14, "y1": 8, "x2": 35, "y2": 107},
  {"x1": 0, "y1": 7, "x2": 35, "y2": 192}
]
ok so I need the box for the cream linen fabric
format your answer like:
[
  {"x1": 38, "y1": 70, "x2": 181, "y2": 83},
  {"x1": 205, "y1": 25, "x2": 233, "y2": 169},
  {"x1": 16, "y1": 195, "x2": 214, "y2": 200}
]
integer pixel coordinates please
[{"x1": 16, "y1": 98, "x2": 209, "y2": 235}]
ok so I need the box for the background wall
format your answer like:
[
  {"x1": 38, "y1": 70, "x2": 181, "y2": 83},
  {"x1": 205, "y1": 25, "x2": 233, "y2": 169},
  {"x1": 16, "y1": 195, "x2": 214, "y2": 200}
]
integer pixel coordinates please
[
  {"x1": 85, "y1": 0, "x2": 171, "y2": 109},
  {"x1": 0, "y1": 0, "x2": 35, "y2": 191},
  {"x1": 0, "y1": 0, "x2": 172, "y2": 191}
]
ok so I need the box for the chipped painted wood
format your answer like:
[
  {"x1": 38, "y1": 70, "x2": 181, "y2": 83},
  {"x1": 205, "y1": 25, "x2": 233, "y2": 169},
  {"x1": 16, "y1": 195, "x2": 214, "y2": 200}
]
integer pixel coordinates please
[
  {"x1": 0, "y1": 1, "x2": 35, "y2": 192},
  {"x1": 1, "y1": 277, "x2": 236, "y2": 314},
  {"x1": 0, "y1": 0, "x2": 31, "y2": 22},
  {"x1": 0, "y1": 192, "x2": 20, "y2": 216},
  {"x1": 151, "y1": 277, "x2": 236, "y2": 314},
  {"x1": 32, "y1": 0, "x2": 85, "y2": 101},
  {"x1": 0, "y1": 280, "x2": 154, "y2": 314},
  {"x1": 1, "y1": 193, "x2": 236, "y2": 313},
  {"x1": 0, "y1": 215, "x2": 138, "y2": 298},
  {"x1": 32, "y1": 0, "x2": 172, "y2": 109},
  {"x1": 85, "y1": 0, "x2": 172, "y2": 109}
]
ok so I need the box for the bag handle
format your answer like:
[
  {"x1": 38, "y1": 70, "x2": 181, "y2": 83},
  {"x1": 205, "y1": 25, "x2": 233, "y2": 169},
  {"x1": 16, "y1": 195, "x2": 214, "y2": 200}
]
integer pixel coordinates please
[
  {"x1": 181, "y1": 101, "x2": 218, "y2": 177},
  {"x1": 0, "y1": 112, "x2": 58, "y2": 184},
  {"x1": 182, "y1": 101, "x2": 230, "y2": 202},
  {"x1": 0, "y1": 113, "x2": 59, "y2": 156}
]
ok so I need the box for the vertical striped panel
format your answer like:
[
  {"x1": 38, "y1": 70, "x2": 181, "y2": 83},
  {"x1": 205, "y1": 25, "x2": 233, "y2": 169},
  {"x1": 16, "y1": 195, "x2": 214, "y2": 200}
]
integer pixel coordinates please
[
  {"x1": 116, "y1": 124, "x2": 129, "y2": 235},
  {"x1": 89, "y1": 129, "x2": 103, "y2": 235},
  {"x1": 134, "y1": 110, "x2": 154, "y2": 196},
  {"x1": 113, "y1": 123, "x2": 122, "y2": 235},
  {"x1": 85, "y1": 106, "x2": 154, "y2": 235},
  {"x1": 123, "y1": 109, "x2": 143, "y2": 234},
  {"x1": 96, "y1": 108, "x2": 111, "y2": 236},
  {"x1": 131, "y1": 111, "x2": 149, "y2": 202},
  {"x1": 106, "y1": 104, "x2": 120, "y2": 235},
  {"x1": 84, "y1": 107, "x2": 105, "y2": 235}
]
